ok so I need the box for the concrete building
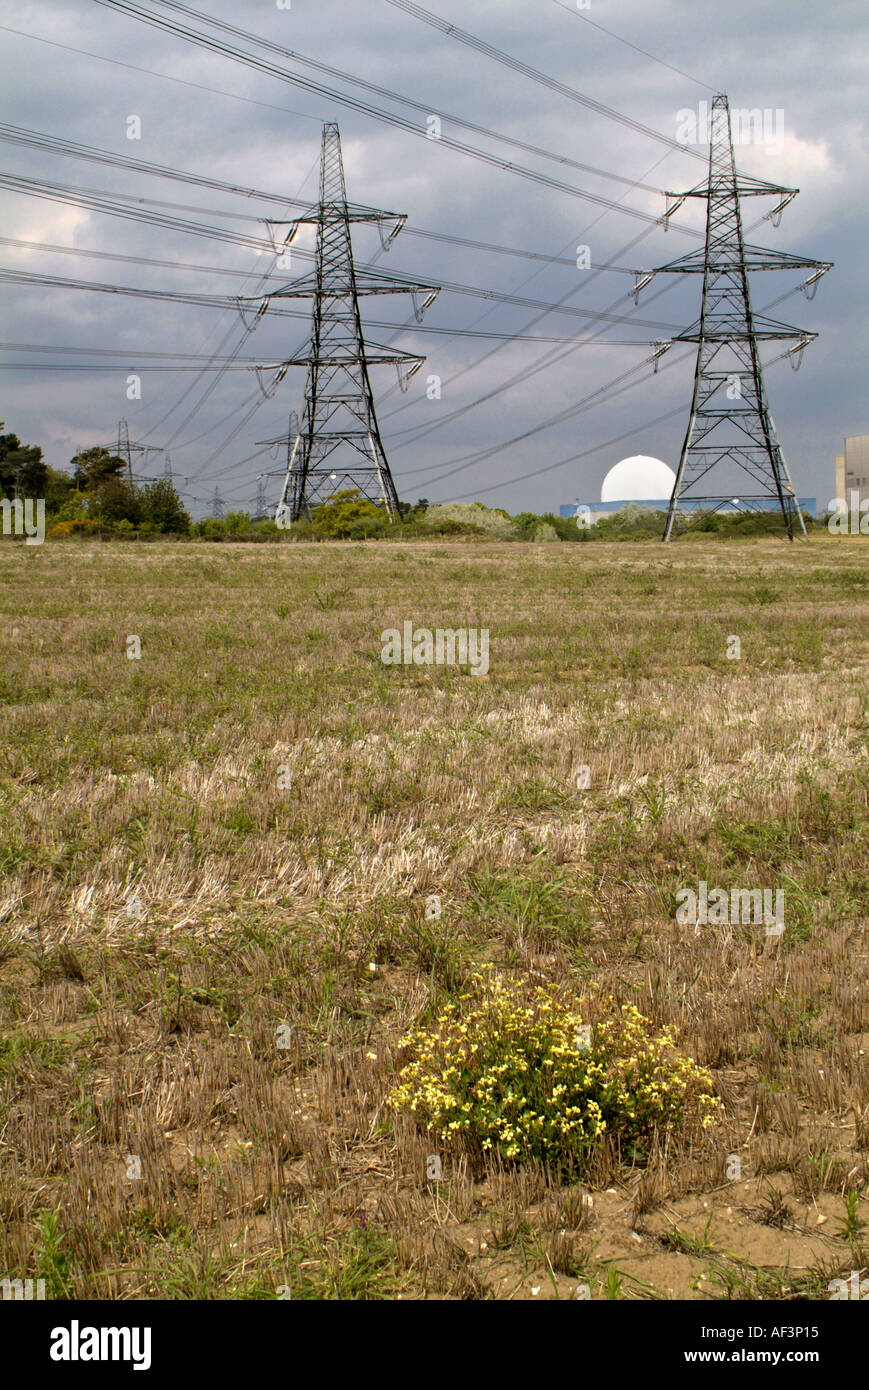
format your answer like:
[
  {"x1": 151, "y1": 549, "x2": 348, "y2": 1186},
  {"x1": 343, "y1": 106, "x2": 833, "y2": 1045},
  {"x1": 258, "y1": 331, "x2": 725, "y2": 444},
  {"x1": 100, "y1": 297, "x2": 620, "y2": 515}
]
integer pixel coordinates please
[
  {"x1": 834, "y1": 435, "x2": 869, "y2": 511},
  {"x1": 562, "y1": 453, "x2": 816, "y2": 525}
]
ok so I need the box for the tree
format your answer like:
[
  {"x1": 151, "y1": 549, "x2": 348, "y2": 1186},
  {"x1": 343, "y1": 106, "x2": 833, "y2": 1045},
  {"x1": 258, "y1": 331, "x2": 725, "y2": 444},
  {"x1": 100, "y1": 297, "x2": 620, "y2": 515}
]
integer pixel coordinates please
[
  {"x1": 43, "y1": 467, "x2": 75, "y2": 514},
  {"x1": 89, "y1": 476, "x2": 143, "y2": 526},
  {"x1": 0, "y1": 426, "x2": 46, "y2": 498},
  {"x1": 70, "y1": 447, "x2": 126, "y2": 491},
  {"x1": 140, "y1": 478, "x2": 191, "y2": 533}
]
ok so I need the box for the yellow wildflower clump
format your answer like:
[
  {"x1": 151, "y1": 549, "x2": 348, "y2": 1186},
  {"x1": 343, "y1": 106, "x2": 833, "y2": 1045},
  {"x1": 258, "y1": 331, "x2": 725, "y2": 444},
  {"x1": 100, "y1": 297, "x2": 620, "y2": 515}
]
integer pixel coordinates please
[{"x1": 389, "y1": 975, "x2": 720, "y2": 1169}]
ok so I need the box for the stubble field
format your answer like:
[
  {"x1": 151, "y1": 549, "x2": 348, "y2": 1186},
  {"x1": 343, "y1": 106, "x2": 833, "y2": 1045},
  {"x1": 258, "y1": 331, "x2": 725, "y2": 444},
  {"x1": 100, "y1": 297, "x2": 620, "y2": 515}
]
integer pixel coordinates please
[{"x1": 1, "y1": 535, "x2": 867, "y2": 1300}]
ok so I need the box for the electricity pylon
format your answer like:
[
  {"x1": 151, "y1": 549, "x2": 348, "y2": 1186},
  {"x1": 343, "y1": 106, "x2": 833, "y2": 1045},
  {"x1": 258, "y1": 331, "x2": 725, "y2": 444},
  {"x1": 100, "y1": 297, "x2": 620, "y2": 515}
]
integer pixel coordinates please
[
  {"x1": 635, "y1": 94, "x2": 831, "y2": 541},
  {"x1": 114, "y1": 419, "x2": 162, "y2": 485},
  {"x1": 265, "y1": 123, "x2": 439, "y2": 523}
]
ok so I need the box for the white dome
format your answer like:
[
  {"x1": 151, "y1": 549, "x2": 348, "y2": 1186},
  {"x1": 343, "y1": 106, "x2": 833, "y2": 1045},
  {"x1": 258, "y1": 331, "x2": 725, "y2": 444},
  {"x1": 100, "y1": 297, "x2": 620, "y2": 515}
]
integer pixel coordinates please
[{"x1": 600, "y1": 455, "x2": 676, "y2": 503}]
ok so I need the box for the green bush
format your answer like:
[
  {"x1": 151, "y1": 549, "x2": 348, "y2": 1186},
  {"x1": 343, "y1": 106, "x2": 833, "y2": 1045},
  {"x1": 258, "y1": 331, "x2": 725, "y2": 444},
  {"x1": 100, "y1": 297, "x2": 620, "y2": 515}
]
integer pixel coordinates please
[
  {"x1": 590, "y1": 504, "x2": 667, "y2": 541},
  {"x1": 192, "y1": 518, "x2": 228, "y2": 539},
  {"x1": 424, "y1": 502, "x2": 514, "y2": 539},
  {"x1": 420, "y1": 517, "x2": 487, "y2": 537},
  {"x1": 310, "y1": 491, "x2": 390, "y2": 538}
]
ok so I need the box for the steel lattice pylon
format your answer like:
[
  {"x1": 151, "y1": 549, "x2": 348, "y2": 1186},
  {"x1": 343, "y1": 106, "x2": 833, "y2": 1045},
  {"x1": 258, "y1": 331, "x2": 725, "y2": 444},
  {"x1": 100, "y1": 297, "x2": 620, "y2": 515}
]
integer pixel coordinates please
[
  {"x1": 635, "y1": 94, "x2": 831, "y2": 541},
  {"x1": 115, "y1": 418, "x2": 162, "y2": 486},
  {"x1": 268, "y1": 123, "x2": 439, "y2": 523}
]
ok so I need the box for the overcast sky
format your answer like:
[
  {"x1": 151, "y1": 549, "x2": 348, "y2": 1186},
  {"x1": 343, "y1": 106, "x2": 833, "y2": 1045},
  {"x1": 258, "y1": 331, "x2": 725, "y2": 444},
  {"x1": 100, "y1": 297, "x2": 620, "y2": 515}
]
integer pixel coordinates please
[{"x1": 1, "y1": 0, "x2": 866, "y2": 516}]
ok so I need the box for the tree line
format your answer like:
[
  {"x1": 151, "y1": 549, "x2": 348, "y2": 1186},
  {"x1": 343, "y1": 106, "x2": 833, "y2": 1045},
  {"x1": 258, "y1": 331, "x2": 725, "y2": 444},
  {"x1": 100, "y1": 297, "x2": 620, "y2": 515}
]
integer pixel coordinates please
[
  {"x1": 0, "y1": 423, "x2": 820, "y2": 542},
  {"x1": 0, "y1": 424, "x2": 191, "y2": 535}
]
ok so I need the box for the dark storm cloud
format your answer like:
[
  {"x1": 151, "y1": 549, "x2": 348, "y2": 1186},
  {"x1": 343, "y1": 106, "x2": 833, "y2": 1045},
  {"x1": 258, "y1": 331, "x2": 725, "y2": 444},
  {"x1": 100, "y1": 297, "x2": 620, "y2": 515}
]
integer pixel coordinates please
[{"x1": 0, "y1": 0, "x2": 865, "y2": 516}]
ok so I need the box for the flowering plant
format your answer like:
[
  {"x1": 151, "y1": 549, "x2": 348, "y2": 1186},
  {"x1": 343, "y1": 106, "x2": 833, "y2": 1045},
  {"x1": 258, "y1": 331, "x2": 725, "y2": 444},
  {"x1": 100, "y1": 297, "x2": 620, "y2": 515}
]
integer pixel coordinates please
[{"x1": 390, "y1": 974, "x2": 719, "y2": 1168}]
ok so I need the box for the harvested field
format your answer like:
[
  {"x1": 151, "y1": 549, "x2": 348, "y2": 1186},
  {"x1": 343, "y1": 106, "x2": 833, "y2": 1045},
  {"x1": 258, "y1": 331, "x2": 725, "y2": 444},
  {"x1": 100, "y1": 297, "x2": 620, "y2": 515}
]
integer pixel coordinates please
[{"x1": 1, "y1": 535, "x2": 867, "y2": 1299}]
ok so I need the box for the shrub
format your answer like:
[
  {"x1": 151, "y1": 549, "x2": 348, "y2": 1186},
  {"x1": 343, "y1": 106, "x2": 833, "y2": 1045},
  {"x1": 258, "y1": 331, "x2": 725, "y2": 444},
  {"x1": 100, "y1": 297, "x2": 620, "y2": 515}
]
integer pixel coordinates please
[
  {"x1": 192, "y1": 518, "x2": 227, "y2": 539},
  {"x1": 590, "y1": 504, "x2": 667, "y2": 541},
  {"x1": 390, "y1": 974, "x2": 719, "y2": 1170},
  {"x1": 345, "y1": 516, "x2": 390, "y2": 540},
  {"x1": 423, "y1": 502, "x2": 514, "y2": 539},
  {"x1": 222, "y1": 510, "x2": 251, "y2": 535},
  {"x1": 512, "y1": 511, "x2": 578, "y2": 542},
  {"x1": 310, "y1": 491, "x2": 388, "y2": 538},
  {"x1": 420, "y1": 517, "x2": 487, "y2": 537},
  {"x1": 48, "y1": 518, "x2": 102, "y2": 538},
  {"x1": 48, "y1": 495, "x2": 89, "y2": 525}
]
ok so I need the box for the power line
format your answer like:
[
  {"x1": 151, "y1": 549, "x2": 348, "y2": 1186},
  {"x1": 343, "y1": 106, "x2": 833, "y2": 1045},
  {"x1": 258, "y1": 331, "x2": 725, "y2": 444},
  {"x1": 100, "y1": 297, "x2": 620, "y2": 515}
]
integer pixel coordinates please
[
  {"x1": 443, "y1": 404, "x2": 690, "y2": 501},
  {"x1": 401, "y1": 337, "x2": 689, "y2": 491},
  {"x1": 90, "y1": 0, "x2": 701, "y2": 233},
  {"x1": 0, "y1": 235, "x2": 300, "y2": 282},
  {"x1": 162, "y1": 389, "x2": 267, "y2": 454},
  {"x1": 0, "y1": 363, "x2": 275, "y2": 372},
  {"x1": 382, "y1": 0, "x2": 713, "y2": 157},
  {"x1": 384, "y1": 228, "x2": 668, "y2": 447},
  {"x1": 442, "y1": 339, "x2": 815, "y2": 501},
  {"x1": 0, "y1": 122, "x2": 320, "y2": 213},
  {"x1": 404, "y1": 349, "x2": 683, "y2": 489},
  {"x1": 0, "y1": 21, "x2": 325, "y2": 125},
  {"x1": 0, "y1": 229, "x2": 641, "y2": 291},
  {"x1": 0, "y1": 172, "x2": 280, "y2": 225},
  {"x1": 184, "y1": 180, "x2": 685, "y2": 492},
  {"x1": 183, "y1": 171, "x2": 670, "y2": 499},
  {"x1": 378, "y1": 197, "x2": 784, "y2": 454},
  {"x1": 168, "y1": 163, "x2": 684, "y2": 495},
  {"x1": 547, "y1": 0, "x2": 715, "y2": 92},
  {"x1": 378, "y1": 141, "x2": 684, "y2": 435},
  {"x1": 401, "y1": 226, "x2": 638, "y2": 273},
  {"x1": 1, "y1": 165, "x2": 681, "y2": 327},
  {"x1": 92, "y1": 0, "x2": 674, "y2": 197},
  {"x1": 281, "y1": 261, "x2": 681, "y2": 330},
  {"x1": 388, "y1": 260, "x2": 817, "y2": 495},
  {"x1": 0, "y1": 277, "x2": 665, "y2": 347},
  {"x1": 407, "y1": 286, "x2": 820, "y2": 499},
  {"x1": 0, "y1": 266, "x2": 295, "y2": 314},
  {"x1": 139, "y1": 149, "x2": 322, "y2": 448},
  {"x1": 1, "y1": 219, "x2": 662, "y2": 328},
  {"x1": 0, "y1": 9, "x2": 778, "y2": 517},
  {"x1": 0, "y1": 118, "x2": 689, "y2": 480},
  {"x1": 0, "y1": 342, "x2": 285, "y2": 363},
  {"x1": 0, "y1": 173, "x2": 276, "y2": 251},
  {"x1": 0, "y1": 123, "x2": 656, "y2": 274},
  {"x1": 1, "y1": 261, "x2": 678, "y2": 338},
  {"x1": 0, "y1": 1, "x2": 324, "y2": 459}
]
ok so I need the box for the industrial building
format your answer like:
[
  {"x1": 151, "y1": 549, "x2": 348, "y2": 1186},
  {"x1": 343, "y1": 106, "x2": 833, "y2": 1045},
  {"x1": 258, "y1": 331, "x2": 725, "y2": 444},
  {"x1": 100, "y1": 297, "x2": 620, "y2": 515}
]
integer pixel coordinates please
[
  {"x1": 561, "y1": 454, "x2": 816, "y2": 525},
  {"x1": 834, "y1": 435, "x2": 869, "y2": 509}
]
